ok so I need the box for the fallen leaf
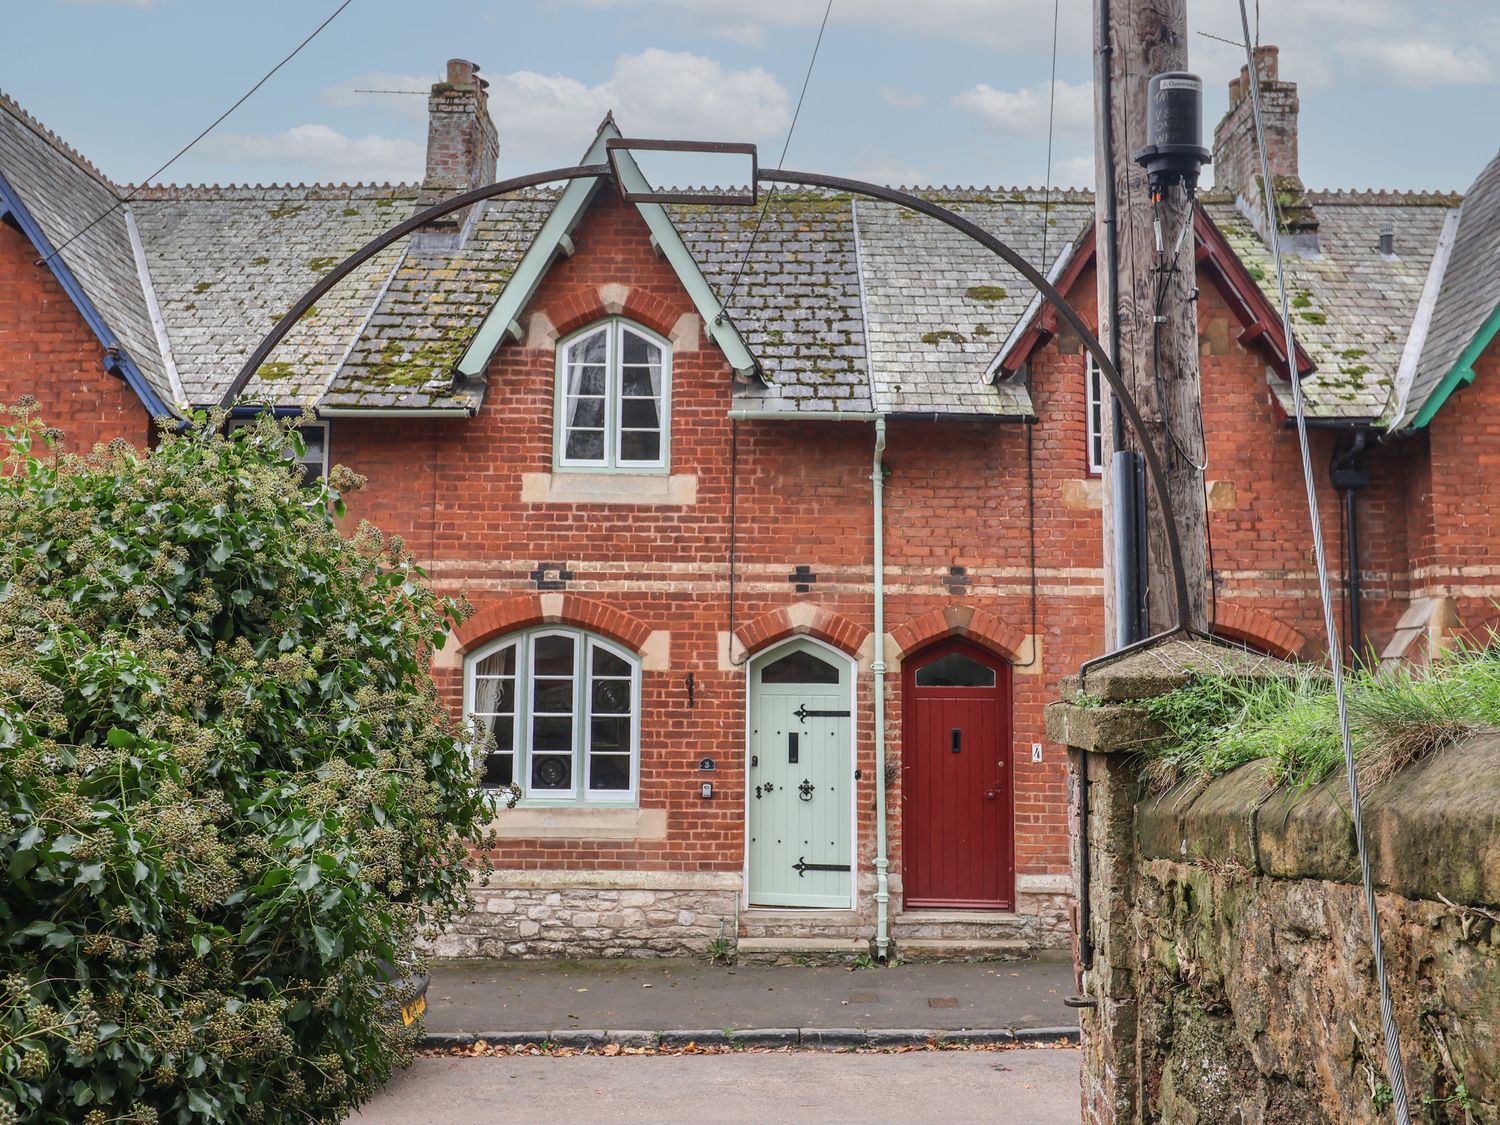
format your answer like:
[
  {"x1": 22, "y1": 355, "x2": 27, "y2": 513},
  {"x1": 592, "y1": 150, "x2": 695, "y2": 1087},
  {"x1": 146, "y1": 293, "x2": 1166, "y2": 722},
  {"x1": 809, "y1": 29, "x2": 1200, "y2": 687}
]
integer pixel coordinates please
[
  {"x1": 602, "y1": 1042, "x2": 621, "y2": 1056},
  {"x1": 642, "y1": 983, "x2": 653, "y2": 988},
  {"x1": 576, "y1": 988, "x2": 588, "y2": 993}
]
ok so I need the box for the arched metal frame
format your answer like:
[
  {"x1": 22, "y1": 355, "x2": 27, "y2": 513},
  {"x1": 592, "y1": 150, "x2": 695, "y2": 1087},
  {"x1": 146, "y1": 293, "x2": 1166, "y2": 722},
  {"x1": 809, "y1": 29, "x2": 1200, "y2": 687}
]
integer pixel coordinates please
[{"x1": 227, "y1": 162, "x2": 1194, "y2": 637}]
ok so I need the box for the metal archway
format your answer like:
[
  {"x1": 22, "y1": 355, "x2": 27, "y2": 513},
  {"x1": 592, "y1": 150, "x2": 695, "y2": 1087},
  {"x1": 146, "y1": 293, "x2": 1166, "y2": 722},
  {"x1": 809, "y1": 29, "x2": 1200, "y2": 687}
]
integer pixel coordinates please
[{"x1": 227, "y1": 160, "x2": 1194, "y2": 636}]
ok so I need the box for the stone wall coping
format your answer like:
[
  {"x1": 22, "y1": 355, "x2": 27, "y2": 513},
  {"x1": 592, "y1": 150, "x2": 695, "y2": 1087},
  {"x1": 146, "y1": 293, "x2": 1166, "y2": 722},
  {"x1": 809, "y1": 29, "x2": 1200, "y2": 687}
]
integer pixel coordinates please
[
  {"x1": 1138, "y1": 735, "x2": 1500, "y2": 907},
  {"x1": 1059, "y1": 637, "x2": 1296, "y2": 704},
  {"x1": 1045, "y1": 699, "x2": 1164, "y2": 754},
  {"x1": 476, "y1": 868, "x2": 743, "y2": 892}
]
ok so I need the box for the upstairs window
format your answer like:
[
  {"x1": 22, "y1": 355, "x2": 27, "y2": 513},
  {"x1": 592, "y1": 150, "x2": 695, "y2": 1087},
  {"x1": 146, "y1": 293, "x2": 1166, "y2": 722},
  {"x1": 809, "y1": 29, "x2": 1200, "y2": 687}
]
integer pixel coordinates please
[
  {"x1": 1086, "y1": 355, "x2": 1105, "y2": 476},
  {"x1": 465, "y1": 628, "x2": 639, "y2": 805},
  {"x1": 227, "y1": 420, "x2": 329, "y2": 485},
  {"x1": 556, "y1": 319, "x2": 670, "y2": 471}
]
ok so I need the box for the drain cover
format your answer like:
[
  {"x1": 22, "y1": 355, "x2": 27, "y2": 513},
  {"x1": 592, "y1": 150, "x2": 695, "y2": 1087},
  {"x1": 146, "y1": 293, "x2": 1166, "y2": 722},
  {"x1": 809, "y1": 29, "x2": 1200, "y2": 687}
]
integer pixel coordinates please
[
  {"x1": 848, "y1": 992, "x2": 879, "y2": 1004},
  {"x1": 927, "y1": 997, "x2": 959, "y2": 1009}
]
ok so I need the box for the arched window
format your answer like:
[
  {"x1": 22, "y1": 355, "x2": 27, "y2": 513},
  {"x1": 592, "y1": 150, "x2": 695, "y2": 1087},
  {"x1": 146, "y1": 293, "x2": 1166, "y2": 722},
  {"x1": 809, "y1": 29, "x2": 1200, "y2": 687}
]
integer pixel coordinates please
[
  {"x1": 556, "y1": 318, "x2": 671, "y2": 471},
  {"x1": 464, "y1": 628, "x2": 640, "y2": 804}
]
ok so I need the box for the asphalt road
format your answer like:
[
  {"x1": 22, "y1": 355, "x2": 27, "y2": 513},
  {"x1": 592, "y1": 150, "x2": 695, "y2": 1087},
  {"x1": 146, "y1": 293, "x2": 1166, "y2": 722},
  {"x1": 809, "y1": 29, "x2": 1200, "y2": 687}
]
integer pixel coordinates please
[{"x1": 347, "y1": 1047, "x2": 1082, "y2": 1124}]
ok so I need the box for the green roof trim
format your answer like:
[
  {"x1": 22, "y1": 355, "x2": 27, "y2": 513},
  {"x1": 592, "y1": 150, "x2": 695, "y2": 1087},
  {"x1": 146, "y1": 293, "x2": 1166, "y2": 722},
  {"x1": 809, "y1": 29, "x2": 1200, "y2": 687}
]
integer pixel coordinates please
[
  {"x1": 456, "y1": 117, "x2": 757, "y2": 380},
  {"x1": 1411, "y1": 303, "x2": 1500, "y2": 428}
]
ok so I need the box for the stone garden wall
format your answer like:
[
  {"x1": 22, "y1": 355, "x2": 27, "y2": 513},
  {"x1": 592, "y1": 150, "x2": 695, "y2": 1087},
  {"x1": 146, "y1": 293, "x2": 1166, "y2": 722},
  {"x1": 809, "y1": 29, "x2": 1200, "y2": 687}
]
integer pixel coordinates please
[
  {"x1": 1048, "y1": 641, "x2": 1500, "y2": 1124},
  {"x1": 432, "y1": 870, "x2": 741, "y2": 959}
]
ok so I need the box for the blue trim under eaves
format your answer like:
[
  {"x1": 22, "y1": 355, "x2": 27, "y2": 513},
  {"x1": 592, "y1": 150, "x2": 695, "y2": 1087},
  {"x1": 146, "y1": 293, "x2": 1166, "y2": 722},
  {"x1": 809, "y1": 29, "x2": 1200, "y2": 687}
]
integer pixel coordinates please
[{"x1": 0, "y1": 171, "x2": 177, "y2": 420}]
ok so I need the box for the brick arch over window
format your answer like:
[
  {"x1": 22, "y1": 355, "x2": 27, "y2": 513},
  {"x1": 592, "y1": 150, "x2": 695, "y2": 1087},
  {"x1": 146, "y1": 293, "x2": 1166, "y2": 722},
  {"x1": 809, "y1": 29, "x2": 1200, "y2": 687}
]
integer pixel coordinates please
[
  {"x1": 456, "y1": 593, "x2": 653, "y2": 656},
  {"x1": 547, "y1": 287, "x2": 680, "y2": 342},
  {"x1": 1210, "y1": 604, "x2": 1310, "y2": 661},
  {"x1": 735, "y1": 603, "x2": 868, "y2": 658},
  {"x1": 890, "y1": 604, "x2": 1029, "y2": 664}
]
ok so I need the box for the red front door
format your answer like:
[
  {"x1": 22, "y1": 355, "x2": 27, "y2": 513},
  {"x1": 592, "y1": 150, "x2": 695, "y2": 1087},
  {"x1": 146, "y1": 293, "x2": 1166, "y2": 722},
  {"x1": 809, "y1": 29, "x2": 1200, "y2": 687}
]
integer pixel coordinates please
[{"x1": 901, "y1": 638, "x2": 1013, "y2": 909}]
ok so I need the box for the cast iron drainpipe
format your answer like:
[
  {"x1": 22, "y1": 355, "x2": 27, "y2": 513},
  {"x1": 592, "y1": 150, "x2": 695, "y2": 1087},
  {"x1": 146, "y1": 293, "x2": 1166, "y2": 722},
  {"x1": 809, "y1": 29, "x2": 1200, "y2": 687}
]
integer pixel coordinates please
[
  {"x1": 1332, "y1": 430, "x2": 1371, "y2": 665},
  {"x1": 871, "y1": 417, "x2": 891, "y2": 961}
]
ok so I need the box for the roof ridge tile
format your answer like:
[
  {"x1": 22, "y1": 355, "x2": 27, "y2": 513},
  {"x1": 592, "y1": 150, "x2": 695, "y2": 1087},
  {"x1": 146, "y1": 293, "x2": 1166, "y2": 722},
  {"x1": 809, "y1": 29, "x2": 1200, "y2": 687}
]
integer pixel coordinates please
[{"x1": 0, "y1": 87, "x2": 119, "y2": 195}]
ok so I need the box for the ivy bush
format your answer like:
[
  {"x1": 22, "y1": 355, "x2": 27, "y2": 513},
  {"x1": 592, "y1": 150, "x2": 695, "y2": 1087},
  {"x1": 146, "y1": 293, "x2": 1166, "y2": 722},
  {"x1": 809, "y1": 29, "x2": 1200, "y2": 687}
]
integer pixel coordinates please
[{"x1": 0, "y1": 404, "x2": 494, "y2": 1122}]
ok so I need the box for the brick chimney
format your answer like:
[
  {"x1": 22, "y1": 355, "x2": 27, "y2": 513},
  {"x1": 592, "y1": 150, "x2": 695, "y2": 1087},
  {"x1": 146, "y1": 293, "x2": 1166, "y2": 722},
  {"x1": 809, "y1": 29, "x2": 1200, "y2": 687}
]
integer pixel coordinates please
[
  {"x1": 1212, "y1": 46, "x2": 1319, "y2": 254},
  {"x1": 418, "y1": 59, "x2": 498, "y2": 235}
]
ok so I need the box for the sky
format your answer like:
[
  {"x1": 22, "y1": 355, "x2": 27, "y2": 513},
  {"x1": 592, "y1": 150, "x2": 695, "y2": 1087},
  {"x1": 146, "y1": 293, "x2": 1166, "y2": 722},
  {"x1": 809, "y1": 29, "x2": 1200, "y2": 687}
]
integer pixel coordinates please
[{"x1": 3, "y1": 0, "x2": 1498, "y2": 194}]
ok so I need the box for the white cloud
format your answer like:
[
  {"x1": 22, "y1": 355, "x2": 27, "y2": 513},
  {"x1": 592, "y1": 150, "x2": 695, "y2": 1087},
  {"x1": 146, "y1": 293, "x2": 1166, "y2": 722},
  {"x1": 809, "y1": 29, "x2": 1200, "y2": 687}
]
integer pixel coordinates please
[
  {"x1": 1052, "y1": 155, "x2": 1095, "y2": 189},
  {"x1": 1336, "y1": 40, "x2": 1494, "y2": 87},
  {"x1": 318, "y1": 50, "x2": 792, "y2": 173},
  {"x1": 879, "y1": 85, "x2": 927, "y2": 110},
  {"x1": 555, "y1": 0, "x2": 1090, "y2": 53},
  {"x1": 952, "y1": 80, "x2": 1093, "y2": 139},
  {"x1": 319, "y1": 72, "x2": 434, "y2": 119},
  {"x1": 846, "y1": 152, "x2": 932, "y2": 186},
  {"x1": 195, "y1": 125, "x2": 423, "y2": 184}
]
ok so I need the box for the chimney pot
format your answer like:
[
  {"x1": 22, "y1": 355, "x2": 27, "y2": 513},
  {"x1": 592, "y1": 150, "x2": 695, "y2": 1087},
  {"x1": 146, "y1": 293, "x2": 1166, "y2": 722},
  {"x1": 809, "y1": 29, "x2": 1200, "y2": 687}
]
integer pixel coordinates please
[
  {"x1": 420, "y1": 57, "x2": 499, "y2": 235},
  {"x1": 446, "y1": 58, "x2": 479, "y2": 87},
  {"x1": 1227, "y1": 76, "x2": 1241, "y2": 102}
]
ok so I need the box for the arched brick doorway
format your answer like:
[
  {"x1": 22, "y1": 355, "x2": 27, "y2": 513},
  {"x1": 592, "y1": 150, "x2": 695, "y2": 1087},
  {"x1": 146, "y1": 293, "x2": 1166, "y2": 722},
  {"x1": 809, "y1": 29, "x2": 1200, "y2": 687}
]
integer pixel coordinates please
[{"x1": 901, "y1": 636, "x2": 1014, "y2": 909}]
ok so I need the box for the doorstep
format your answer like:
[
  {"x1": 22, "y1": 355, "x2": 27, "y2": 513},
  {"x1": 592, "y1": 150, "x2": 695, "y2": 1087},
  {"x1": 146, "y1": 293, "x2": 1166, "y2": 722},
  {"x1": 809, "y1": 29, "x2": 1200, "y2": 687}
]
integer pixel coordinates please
[{"x1": 735, "y1": 936, "x2": 870, "y2": 964}]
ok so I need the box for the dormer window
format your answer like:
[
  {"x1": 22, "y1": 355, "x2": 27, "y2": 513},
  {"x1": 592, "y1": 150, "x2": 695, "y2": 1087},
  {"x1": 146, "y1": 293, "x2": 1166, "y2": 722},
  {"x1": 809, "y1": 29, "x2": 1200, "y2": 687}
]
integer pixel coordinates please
[{"x1": 556, "y1": 319, "x2": 670, "y2": 471}]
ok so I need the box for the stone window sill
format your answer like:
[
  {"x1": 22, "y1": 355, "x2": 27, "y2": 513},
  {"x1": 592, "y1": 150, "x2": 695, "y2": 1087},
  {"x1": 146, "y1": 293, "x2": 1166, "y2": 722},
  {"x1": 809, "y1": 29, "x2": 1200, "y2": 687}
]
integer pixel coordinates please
[
  {"x1": 489, "y1": 806, "x2": 668, "y2": 840},
  {"x1": 522, "y1": 471, "x2": 697, "y2": 506}
]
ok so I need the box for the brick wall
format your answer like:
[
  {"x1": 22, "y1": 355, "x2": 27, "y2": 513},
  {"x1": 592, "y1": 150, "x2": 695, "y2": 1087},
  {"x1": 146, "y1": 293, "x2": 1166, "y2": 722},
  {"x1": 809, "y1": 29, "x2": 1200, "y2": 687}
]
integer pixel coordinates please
[{"x1": 0, "y1": 220, "x2": 151, "y2": 448}]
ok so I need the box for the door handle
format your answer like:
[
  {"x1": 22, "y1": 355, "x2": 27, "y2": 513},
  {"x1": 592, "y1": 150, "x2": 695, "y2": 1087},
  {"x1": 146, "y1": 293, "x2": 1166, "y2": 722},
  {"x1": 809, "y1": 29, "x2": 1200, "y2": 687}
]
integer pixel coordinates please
[{"x1": 951, "y1": 728, "x2": 962, "y2": 754}]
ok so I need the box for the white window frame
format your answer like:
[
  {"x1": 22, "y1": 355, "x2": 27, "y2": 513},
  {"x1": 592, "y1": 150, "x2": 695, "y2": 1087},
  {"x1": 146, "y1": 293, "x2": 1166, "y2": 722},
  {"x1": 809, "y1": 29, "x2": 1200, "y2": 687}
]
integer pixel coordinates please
[
  {"x1": 1085, "y1": 355, "x2": 1105, "y2": 476},
  {"x1": 554, "y1": 318, "x2": 672, "y2": 473},
  {"x1": 463, "y1": 627, "x2": 641, "y2": 807},
  {"x1": 227, "y1": 419, "x2": 330, "y2": 484}
]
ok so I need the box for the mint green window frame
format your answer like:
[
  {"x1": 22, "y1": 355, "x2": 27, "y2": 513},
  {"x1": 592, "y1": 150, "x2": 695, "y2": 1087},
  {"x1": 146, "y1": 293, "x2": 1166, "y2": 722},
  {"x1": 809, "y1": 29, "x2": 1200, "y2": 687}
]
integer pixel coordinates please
[
  {"x1": 554, "y1": 318, "x2": 672, "y2": 472},
  {"x1": 464, "y1": 627, "x2": 641, "y2": 807}
]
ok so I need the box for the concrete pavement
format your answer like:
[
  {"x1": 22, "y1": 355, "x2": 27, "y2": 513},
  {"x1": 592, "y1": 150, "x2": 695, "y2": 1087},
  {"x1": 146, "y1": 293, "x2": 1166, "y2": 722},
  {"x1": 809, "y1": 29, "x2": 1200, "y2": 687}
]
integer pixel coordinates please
[
  {"x1": 424, "y1": 957, "x2": 1076, "y2": 1041},
  {"x1": 349, "y1": 1047, "x2": 1083, "y2": 1124}
]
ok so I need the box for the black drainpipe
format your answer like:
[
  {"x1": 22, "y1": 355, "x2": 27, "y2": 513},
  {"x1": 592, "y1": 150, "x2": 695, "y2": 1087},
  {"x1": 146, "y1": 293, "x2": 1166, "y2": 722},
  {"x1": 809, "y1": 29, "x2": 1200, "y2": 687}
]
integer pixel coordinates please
[{"x1": 1331, "y1": 430, "x2": 1371, "y2": 665}]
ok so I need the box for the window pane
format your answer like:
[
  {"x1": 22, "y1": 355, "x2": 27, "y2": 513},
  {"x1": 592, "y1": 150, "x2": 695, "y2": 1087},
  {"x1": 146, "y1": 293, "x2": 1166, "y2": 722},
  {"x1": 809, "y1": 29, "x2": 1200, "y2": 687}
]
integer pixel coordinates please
[
  {"x1": 621, "y1": 366, "x2": 660, "y2": 397},
  {"x1": 534, "y1": 677, "x2": 573, "y2": 714},
  {"x1": 915, "y1": 651, "x2": 997, "y2": 687},
  {"x1": 590, "y1": 715, "x2": 630, "y2": 753},
  {"x1": 566, "y1": 430, "x2": 605, "y2": 461},
  {"x1": 620, "y1": 398, "x2": 660, "y2": 428},
  {"x1": 475, "y1": 645, "x2": 517, "y2": 678},
  {"x1": 533, "y1": 635, "x2": 575, "y2": 675},
  {"x1": 569, "y1": 365, "x2": 606, "y2": 396},
  {"x1": 589, "y1": 754, "x2": 630, "y2": 791},
  {"x1": 622, "y1": 331, "x2": 661, "y2": 366},
  {"x1": 571, "y1": 329, "x2": 607, "y2": 365},
  {"x1": 482, "y1": 751, "x2": 514, "y2": 788},
  {"x1": 592, "y1": 678, "x2": 631, "y2": 715},
  {"x1": 618, "y1": 431, "x2": 661, "y2": 462},
  {"x1": 531, "y1": 753, "x2": 572, "y2": 790},
  {"x1": 476, "y1": 713, "x2": 513, "y2": 751},
  {"x1": 567, "y1": 397, "x2": 605, "y2": 429},
  {"x1": 760, "y1": 649, "x2": 840, "y2": 684},
  {"x1": 532, "y1": 715, "x2": 572, "y2": 752},
  {"x1": 592, "y1": 647, "x2": 631, "y2": 678},
  {"x1": 472, "y1": 677, "x2": 514, "y2": 715}
]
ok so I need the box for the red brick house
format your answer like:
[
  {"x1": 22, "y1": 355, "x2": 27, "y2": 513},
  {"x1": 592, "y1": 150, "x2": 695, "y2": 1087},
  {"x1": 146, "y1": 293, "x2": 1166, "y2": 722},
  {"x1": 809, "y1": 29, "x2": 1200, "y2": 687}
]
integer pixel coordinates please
[{"x1": 2, "y1": 50, "x2": 1496, "y2": 959}]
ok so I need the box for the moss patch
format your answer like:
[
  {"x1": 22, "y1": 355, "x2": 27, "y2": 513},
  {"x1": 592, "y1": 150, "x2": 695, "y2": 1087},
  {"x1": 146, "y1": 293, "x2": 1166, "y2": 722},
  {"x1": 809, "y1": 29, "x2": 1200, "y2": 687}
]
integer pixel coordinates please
[
  {"x1": 192, "y1": 281, "x2": 213, "y2": 295},
  {"x1": 1298, "y1": 311, "x2": 1327, "y2": 326},
  {"x1": 267, "y1": 204, "x2": 306, "y2": 220},
  {"x1": 964, "y1": 285, "x2": 1008, "y2": 302},
  {"x1": 250, "y1": 256, "x2": 271, "y2": 267},
  {"x1": 307, "y1": 256, "x2": 339, "y2": 273},
  {"x1": 921, "y1": 330, "x2": 967, "y2": 346},
  {"x1": 257, "y1": 362, "x2": 296, "y2": 382}
]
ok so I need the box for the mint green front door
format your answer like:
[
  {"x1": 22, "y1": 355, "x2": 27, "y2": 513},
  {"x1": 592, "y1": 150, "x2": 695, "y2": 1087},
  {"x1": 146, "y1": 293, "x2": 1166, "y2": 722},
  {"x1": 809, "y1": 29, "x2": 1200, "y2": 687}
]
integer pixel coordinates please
[{"x1": 747, "y1": 641, "x2": 854, "y2": 908}]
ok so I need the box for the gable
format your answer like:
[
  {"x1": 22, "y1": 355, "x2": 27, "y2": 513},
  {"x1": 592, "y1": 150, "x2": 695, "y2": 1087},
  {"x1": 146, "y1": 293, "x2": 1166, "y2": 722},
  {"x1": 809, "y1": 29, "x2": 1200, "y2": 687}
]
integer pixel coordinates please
[{"x1": 455, "y1": 118, "x2": 756, "y2": 383}]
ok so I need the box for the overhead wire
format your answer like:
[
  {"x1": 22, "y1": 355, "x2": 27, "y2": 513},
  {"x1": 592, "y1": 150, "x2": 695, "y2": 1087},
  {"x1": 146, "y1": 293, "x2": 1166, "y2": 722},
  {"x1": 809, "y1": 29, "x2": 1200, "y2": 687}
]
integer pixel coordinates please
[
  {"x1": 1013, "y1": 0, "x2": 1062, "y2": 672},
  {"x1": 37, "y1": 0, "x2": 356, "y2": 267},
  {"x1": 1233, "y1": 4, "x2": 1411, "y2": 1119},
  {"x1": 716, "y1": 0, "x2": 835, "y2": 320}
]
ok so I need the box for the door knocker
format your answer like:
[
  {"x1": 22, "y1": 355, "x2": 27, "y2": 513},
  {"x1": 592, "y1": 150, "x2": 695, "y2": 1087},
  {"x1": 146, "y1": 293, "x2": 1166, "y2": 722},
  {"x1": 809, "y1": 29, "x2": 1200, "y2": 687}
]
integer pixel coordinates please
[{"x1": 798, "y1": 779, "x2": 815, "y2": 802}]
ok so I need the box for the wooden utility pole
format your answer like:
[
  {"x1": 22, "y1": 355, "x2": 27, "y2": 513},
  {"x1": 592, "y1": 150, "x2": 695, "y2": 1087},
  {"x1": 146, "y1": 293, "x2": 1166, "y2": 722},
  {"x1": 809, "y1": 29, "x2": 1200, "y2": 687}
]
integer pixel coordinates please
[{"x1": 1095, "y1": 0, "x2": 1210, "y2": 640}]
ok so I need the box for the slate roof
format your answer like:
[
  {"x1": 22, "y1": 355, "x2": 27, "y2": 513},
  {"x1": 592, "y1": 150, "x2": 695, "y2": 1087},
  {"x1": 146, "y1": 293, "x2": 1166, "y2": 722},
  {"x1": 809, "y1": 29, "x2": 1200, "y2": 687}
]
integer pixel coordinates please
[
  {"x1": 0, "y1": 90, "x2": 177, "y2": 410},
  {"x1": 1388, "y1": 150, "x2": 1500, "y2": 428},
  {"x1": 0, "y1": 90, "x2": 1478, "y2": 426},
  {"x1": 1204, "y1": 191, "x2": 1459, "y2": 420},
  {"x1": 129, "y1": 185, "x2": 420, "y2": 407}
]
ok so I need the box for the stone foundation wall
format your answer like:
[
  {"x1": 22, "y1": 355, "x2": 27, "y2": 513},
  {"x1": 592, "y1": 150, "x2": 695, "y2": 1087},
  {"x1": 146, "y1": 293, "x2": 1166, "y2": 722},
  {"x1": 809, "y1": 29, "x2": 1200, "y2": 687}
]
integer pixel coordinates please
[
  {"x1": 433, "y1": 870, "x2": 741, "y2": 959},
  {"x1": 1048, "y1": 641, "x2": 1500, "y2": 1125}
]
